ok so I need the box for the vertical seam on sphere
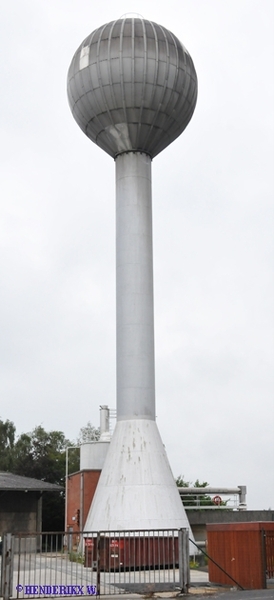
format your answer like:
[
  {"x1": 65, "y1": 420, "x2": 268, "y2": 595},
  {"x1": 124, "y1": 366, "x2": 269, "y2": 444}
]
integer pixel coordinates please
[
  {"x1": 96, "y1": 23, "x2": 115, "y2": 129},
  {"x1": 174, "y1": 43, "x2": 192, "y2": 130},
  {"x1": 143, "y1": 23, "x2": 170, "y2": 156},
  {"x1": 75, "y1": 30, "x2": 97, "y2": 135},
  {"x1": 76, "y1": 50, "x2": 93, "y2": 130},
  {"x1": 146, "y1": 22, "x2": 159, "y2": 108},
  {"x1": 77, "y1": 31, "x2": 104, "y2": 140},
  {"x1": 189, "y1": 58, "x2": 198, "y2": 104},
  {"x1": 157, "y1": 24, "x2": 170, "y2": 107},
  {"x1": 67, "y1": 53, "x2": 78, "y2": 110},
  {"x1": 119, "y1": 18, "x2": 128, "y2": 124},
  {"x1": 160, "y1": 31, "x2": 181, "y2": 133},
  {"x1": 83, "y1": 30, "x2": 104, "y2": 138},
  {"x1": 138, "y1": 18, "x2": 148, "y2": 141},
  {"x1": 141, "y1": 21, "x2": 160, "y2": 151},
  {"x1": 107, "y1": 20, "x2": 118, "y2": 112},
  {"x1": 176, "y1": 55, "x2": 197, "y2": 134}
]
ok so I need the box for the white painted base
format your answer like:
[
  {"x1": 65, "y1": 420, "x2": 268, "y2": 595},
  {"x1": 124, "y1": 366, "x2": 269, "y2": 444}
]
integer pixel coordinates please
[{"x1": 84, "y1": 419, "x2": 193, "y2": 536}]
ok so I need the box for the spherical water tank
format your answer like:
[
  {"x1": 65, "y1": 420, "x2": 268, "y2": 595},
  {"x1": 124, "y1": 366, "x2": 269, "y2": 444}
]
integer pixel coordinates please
[{"x1": 67, "y1": 18, "x2": 198, "y2": 158}]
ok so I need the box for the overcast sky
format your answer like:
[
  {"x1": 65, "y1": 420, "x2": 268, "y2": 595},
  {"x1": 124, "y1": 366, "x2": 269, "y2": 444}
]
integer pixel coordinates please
[{"x1": 0, "y1": 1, "x2": 273, "y2": 511}]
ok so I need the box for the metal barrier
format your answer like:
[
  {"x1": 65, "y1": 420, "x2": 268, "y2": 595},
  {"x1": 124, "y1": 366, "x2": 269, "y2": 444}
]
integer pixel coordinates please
[
  {"x1": 0, "y1": 529, "x2": 190, "y2": 598},
  {"x1": 263, "y1": 529, "x2": 274, "y2": 581},
  {"x1": 205, "y1": 525, "x2": 274, "y2": 590}
]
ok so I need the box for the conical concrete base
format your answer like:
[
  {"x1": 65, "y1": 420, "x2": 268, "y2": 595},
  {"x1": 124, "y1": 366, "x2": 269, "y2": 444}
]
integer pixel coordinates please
[{"x1": 84, "y1": 419, "x2": 192, "y2": 535}]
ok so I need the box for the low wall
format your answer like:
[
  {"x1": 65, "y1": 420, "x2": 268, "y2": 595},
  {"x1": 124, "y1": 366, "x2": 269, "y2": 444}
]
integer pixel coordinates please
[{"x1": 187, "y1": 509, "x2": 274, "y2": 542}]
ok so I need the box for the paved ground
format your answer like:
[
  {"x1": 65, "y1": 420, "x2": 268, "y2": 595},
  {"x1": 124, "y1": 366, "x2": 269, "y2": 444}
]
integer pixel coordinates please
[
  {"x1": 97, "y1": 589, "x2": 274, "y2": 599},
  {"x1": 4, "y1": 554, "x2": 209, "y2": 597},
  {"x1": 2, "y1": 553, "x2": 273, "y2": 599},
  {"x1": 185, "y1": 591, "x2": 274, "y2": 599}
]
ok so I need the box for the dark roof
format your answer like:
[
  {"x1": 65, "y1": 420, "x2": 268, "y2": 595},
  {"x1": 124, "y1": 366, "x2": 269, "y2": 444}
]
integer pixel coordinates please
[{"x1": 0, "y1": 472, "x2": 63, "y2": 492}]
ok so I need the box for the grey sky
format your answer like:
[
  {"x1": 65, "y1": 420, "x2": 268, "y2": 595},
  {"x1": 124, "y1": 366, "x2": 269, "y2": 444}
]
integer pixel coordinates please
[{"x1": 0, "y1": 0, "x2": 273, "y2": 510}]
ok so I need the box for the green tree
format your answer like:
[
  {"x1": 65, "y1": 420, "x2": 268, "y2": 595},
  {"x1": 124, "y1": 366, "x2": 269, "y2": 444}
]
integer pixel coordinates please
[
  {"x1": 1, "y1": 419, "x2": 101, "y2": 530},
  {"x1": 13, "y1": 426, "x2": 69, "y2": 483},
  {"x1": 65, "y1": 420, "x2": 102, "y2": 477},
  {"x1": 0, "y1": 418, "x2": 16, "y2": 470},
  {"x1": 175, "y1": 475, "x2": 190, "y2": 488},
  {"x1": 66, "y1": 446, "x2": 81, "y2": 476},
  {"x1": 12, "y1": 426, "x2": 72, "y2": 530},
  {"x1": 77, "y1": 421, "x2": 100, "y2": 444}
]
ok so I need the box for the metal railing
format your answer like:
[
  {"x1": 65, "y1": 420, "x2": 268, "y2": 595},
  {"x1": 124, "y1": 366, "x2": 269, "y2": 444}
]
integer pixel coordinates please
[
  {"x1": 0, "y1": 529, "x2": 190, "y2": 599},
  {"x1": 178, "y1": 485, "x2": 247, "y2": 510}
]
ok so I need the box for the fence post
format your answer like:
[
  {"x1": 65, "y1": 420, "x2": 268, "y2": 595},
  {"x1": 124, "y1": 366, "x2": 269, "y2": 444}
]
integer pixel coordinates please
[
  {"x1": 96, "y1": 533, "x2": 100, "y2": 596},
  {"x1": 178, "y1": 528, "x2": 190, "y2": 593},
  {"x1": 261, "y1": 529, "x2": 267, "y2": 589},
  {"x1": 0, "y1": 534, "x2": 14, "y2": 600}
]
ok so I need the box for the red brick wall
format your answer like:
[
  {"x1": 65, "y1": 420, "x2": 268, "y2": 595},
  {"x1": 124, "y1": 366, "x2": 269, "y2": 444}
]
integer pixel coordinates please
[{"x1": 66, "y1": 470, "x2": 101, "y2": 531}]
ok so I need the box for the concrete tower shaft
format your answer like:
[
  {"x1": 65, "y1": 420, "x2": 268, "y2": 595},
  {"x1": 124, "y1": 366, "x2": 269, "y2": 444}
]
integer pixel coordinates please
[{"x1": 116, "y1": 152, "x2": 155, "y2": 421}]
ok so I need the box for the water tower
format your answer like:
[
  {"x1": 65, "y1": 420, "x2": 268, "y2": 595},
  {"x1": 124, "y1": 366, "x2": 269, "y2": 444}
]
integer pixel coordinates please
[{"x1": 67, "y1": 17, "x2": 197, "y2": 532}]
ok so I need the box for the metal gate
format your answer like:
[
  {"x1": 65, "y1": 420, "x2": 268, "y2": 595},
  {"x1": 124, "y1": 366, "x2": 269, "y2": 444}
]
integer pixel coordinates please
[
  {"x1": 0, "y1": 529, "x2": 189, "y2": 598},
  {"x1": 263, "y1": 529, "x2": 274, "y2": 581}
]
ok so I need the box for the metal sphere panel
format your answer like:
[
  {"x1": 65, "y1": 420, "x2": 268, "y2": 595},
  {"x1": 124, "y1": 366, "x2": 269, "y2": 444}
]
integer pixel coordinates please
[{"x1": 67, "y1": 18, "x2": 198, "y2": 158}]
